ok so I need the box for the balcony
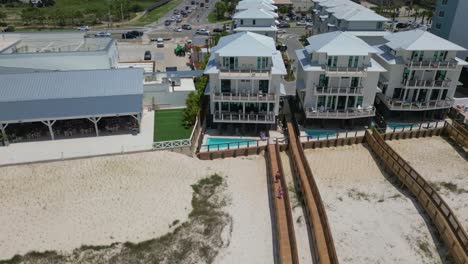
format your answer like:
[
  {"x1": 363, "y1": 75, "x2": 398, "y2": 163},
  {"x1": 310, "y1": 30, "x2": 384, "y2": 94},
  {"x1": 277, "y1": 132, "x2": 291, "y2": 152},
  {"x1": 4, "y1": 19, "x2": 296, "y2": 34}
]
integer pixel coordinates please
[
  {"x1": 324, "y1": 66, "x2": 368, "y2": 77},
  {"x1": 405, "y1": 59, "x2": 458, "y2": 69},
  {"x1": 212, "y1": 92, "x2": 277, "y2": 102},
  {"x1": 213, "y1": 112, "x2": 276, "y2": 124},
  {"x1": 305, "y1": 107, "x2": 375, "y2": 119},
  {"x1": 402, "y1": 79, "x2": 452, "y2": 89},
  {"x1": 314, "y1": 86, "x2": 363, "y2": 95},
  {"x1": 218, "y1": 66, "x2": 270, "y2": 79},
  {"x1": 378, "y1": 94, "x2": 454, "y2": 111}
]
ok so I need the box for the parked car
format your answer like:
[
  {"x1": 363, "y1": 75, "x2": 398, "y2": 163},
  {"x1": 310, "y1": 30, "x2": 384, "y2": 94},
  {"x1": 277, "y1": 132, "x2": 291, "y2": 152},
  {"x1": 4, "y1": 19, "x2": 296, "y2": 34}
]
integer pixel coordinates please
[
  {"x1": 176, "y1": 18, "x2": 183, "y2": 23},
  {"x1": 173, "y1": 26, "x2": 182, "y2": 32},
  {"x1": 144, "y1": 51, "x2": 152, "y2": 60},
  {"x1": 170, "y1": 16, "x2": 176, "y2": 21},
  {"x1": 191, "y1": 0, "x2": 195, "y2": 4},
  {"x1": 95, "y1": 31, "x2": 111, "y2": 37},
  {"x1": 278, "y1": 22, "x2": 290, "y2": 28},
  {"x1": 182, "y1": 24, "x2": 192, "y2": 30},
  {"x1": 305, "y1": 22, "x2": 313, "y2": 27},
  {"x1": 185, "y1": 5, "x2": 190, "y2": 10},
  {"x1": 278, "y1": 29, "x2": 287, "y2": 34},
  {"x1": 199, "y1": 3, "x2": 204, "y2": 7},
  {"x1": 77, "y1": 25, "x2": 89, "y2": 31},
  {"x1": 213, "y1": 28, "x2": 223, "y2": 33},
  {"x1": 165, "y1": 20, "x2": 171, "y2": 26},
  {"x1": 156, "y1": 38, "x2": 164, "y2": 48},
  {"x1": 296, "y1": 21, "x2": 306, "y2": 26},
  {"x1": 187, "y1": 8, "x2": 192, "y2": 13},
  {"x1": 196, "y1": 28, "x2": 210, "y2": 35},
  {"x1": 225, "y1": 24, "x2": 231, "y2": 31},
  {"x1": 122, "y1": 31, "x2": 140, "y2": 39},
  {"x1": 173, "y1": 9, "x2": 179, "y2": 14}
]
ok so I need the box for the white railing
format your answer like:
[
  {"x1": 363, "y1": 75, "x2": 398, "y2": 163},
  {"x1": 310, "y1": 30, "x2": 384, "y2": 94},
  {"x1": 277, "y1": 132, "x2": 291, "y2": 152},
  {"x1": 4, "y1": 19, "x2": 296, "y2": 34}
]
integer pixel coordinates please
[
  {"x1": 153, "y1": 139, "x2": 191, "y2": 150},
  {"x1": 314, "y1": 86, "x2": 363, "y2": 95},
  {"x1": 305, "y1": 107, "x2": 375, "y2": 119},
  {"x1": 378, "y1": 94, "x2": 455, "y2": 111},
  {"x1": 405, "y1": 59, "x2": 458, "y2": 69},
  {"x1": 212, "y1": 92, "x2": 276, "y2": 102},
  {"x1": 213, "y1": 112, "x2": 276, "y2": 123},
  {"x1": 402, "y1": 79, "x2": 452, "y2": 88},
  {"x1": 324, "y1": 66, "x2": 368, "y2": 76},
  {"x1": 218, "y1": 65, "x2": 270, "y2": 78}
]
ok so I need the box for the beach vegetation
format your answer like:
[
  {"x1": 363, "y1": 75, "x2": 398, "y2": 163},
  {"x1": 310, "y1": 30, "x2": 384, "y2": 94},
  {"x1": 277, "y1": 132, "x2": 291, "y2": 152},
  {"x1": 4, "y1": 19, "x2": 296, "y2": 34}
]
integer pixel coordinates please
[{"x1": 0, "y1": 174, "x2": 231, "y2": 264}]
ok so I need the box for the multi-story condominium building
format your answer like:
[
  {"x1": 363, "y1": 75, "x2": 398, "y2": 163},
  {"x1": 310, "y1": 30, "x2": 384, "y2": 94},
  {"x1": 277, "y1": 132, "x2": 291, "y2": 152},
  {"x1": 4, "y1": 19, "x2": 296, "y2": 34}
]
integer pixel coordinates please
[
  {"x1": 295, "y1": 31, "x2": 386, "y2": 124},
  {"x1": 431, "y1": 0, "x2": 468, "y2": 61},
  {"x1": 236, "y1": 0, "x2": 278, "y2": 12},
  {"x1": 232, "y1": 8, "x2": 279, "y2": 38},
  {"x1": 372, "y1": 30, "x2": 468, "y2": 119},
  {"x1": 204, "y1": 32, "x2": 286, "y2": 127},
  {"x1": 312, "y1": 0, "x2": 388, "y2": 34}
]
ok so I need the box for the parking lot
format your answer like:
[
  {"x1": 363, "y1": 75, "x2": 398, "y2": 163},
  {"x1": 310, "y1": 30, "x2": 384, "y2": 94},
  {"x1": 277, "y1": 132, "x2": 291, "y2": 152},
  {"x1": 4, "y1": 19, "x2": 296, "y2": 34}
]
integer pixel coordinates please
[{"x1": 117, "y1": 37, "x2": 192, "y2": 71}]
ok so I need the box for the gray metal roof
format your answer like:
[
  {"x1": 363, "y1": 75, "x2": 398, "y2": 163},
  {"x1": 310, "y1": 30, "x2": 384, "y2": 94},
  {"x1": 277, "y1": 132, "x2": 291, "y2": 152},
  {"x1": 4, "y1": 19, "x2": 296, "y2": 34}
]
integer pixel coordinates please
[{"x1": 0, "y1": 68, "x2": 143, "y2": 123}]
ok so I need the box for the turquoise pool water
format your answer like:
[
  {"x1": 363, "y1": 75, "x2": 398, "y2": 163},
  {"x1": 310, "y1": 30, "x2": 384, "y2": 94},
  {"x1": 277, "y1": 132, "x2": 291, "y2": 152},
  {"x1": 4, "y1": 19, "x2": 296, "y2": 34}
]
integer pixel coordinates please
[
  {"x1": 387, "y1": 122, "x2": 414, "y2": 130},
  {"x1": 205, "y1": 137, "x2": 257, "y2": 150},
  {"x1": 305, "y1": 130, "x2": 337, "y2": 139}
]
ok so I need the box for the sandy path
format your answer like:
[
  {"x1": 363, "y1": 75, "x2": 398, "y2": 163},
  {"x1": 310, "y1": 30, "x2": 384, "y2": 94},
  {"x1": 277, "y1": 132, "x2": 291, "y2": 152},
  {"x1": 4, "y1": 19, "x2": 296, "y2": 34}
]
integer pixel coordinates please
[
  {"x1": 0, "y1": 152, "x2": 273, "y2": 263},
  {"x1": 388, "y1": 137, "x2": 468, "y2": 233},
  {"x1": 304, "y1": 144, "x2": 447, "y2": 264},
  {"x1": 280, "y1": 152, "x2": 314, "y2": 264}
]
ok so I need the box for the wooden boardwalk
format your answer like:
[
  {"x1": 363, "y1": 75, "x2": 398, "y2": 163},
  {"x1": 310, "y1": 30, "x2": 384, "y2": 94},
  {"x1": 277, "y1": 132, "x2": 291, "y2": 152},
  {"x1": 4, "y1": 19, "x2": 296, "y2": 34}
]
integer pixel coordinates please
[
  {"x1": 267, "y1": 143, "x2": 299, "y2": 264},
  {"x1": 286, "y1": 121, "x2": 339, "y2": 264}
]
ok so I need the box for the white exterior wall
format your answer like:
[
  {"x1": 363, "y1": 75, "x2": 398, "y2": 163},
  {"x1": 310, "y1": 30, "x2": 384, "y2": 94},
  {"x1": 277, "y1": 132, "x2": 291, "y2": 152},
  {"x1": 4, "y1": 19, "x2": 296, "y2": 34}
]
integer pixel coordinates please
[
  {"x1": 234, "y1": 18, "x2": 276, "y2": 27},
  {"x1": 0, "y1": 44, "x2": 118, "y2": 71}
]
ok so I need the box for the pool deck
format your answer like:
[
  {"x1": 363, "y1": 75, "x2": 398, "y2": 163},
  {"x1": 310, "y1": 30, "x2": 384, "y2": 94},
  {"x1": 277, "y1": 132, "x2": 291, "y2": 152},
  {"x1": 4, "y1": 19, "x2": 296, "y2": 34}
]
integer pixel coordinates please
[{"x1": 299, "y1": 129, "x2": 366, "y2": 142}]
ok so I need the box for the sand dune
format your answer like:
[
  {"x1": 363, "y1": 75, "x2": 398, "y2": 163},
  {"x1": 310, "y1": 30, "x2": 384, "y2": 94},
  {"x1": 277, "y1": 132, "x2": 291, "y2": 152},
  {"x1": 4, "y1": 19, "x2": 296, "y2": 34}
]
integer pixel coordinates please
[{"x1": 0, "y1": 152, "x2": 272, "y2": 263}]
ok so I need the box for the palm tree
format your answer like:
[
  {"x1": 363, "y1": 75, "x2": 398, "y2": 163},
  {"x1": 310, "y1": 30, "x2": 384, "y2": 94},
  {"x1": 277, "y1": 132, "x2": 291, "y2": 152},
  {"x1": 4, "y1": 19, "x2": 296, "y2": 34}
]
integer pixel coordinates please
[
  {"x1": 413, "y1": 9, "x2": 420, "y2": 22},
  {"x1": 425, "y1": 10, "x2": 434, "y2": 24},
  {"x1": 405, "y1": 6, "x2": 411, "y2": 17}
]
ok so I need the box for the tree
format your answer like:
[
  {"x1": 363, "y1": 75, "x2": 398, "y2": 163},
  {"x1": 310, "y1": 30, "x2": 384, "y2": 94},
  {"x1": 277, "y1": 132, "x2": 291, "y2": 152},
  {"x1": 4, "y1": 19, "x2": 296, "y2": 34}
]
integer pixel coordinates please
[
  {"x1": 0, "y1": 10, "x2": 6, "y2": 22},
  {"x1": 214, "y1": 1, "x2": 227, "y2": 20},
  {"x1": 413, "y1": 8, "x2": 420, "y2": 22}
]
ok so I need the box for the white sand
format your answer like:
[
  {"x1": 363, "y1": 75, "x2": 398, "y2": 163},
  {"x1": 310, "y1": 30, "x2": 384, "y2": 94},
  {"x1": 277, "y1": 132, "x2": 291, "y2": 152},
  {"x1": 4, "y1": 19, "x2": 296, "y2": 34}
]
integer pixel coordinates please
[
  {"x1": 388, "y1": 137, "x2": 468, "y2": 233},
  {"x1": 304, "y1": 144, "x2": 446, "y2": 264},
  {"x1": 0, "y1": 152, "x2": 273, "y2": 263}
]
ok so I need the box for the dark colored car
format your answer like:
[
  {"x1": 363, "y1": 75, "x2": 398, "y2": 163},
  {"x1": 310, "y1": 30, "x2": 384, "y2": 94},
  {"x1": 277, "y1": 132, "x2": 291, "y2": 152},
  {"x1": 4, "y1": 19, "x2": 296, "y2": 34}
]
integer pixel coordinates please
[
  {"x1": 191, "y1": 0, "x2": 195, "y2": 4},
  {"x1": 213, "y1": 28, "x2": 223, "y2": 33},
  {"x1": 144, "y1": 51, "x2": 151, "y2": 60},
  {"x1": 182, "y1": 24, "x2": 192, "y2": 30},
  {"x1": 173, "y1": 9, "x2": 179, "y2": 14},
  {"x1": 165, "y1": 20, "x2": 171, "y2": 26},
  {"x1": 278, "y1": 22, "x2": 290, "y2": 28},
  {"x1": 122, "y1": 32, "x2": 137, "y2": 39},
  {"x1": 185, "y1": 5, "x2": 190, "y2": 10},
  {"x1": 128, "y1": 30, "x2": 143, "y2": 37}
]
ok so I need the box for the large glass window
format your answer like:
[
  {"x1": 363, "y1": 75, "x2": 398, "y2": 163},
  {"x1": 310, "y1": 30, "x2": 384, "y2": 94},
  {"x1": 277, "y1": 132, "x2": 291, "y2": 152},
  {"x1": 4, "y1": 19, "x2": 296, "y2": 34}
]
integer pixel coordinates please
[
  {"x1": 221, "y1": 80, "x2": 231, "y2": 93},
  {"x1": 351, "y1": 77, "x2": 359, "y2": 88},
  {"x1": 257, "y1": 57, "x2": 269, "y2": 69},
  {"x1": 441, "y1": 89, "x2": 448, "y2": 100},
  {"x1": 223, "y1": 57, "x2": 238, "y2": 69},
  {"x1": 435, "y1": 70, "x2": 447, "y2": 81},
  {"x1": 328, "y1": 56, "x2": 337, "y2": 67},
  {"x1": 356, "y1": 96, "x2": 363, "y2": 107},
  {"x1": 430, "y1": 89, "x2": 440, "y2": 100},
  {"x1": 347, "y1": 96, "x2": 356, "y2": 108},
  {"x1": 317, "y1": 96, "x2": 326, "y2": 107},
  {"x1": 319, "y1": 74, "x2": 329, "y2": 87},
  {"x1": 348, "y1": 56, "x2": 358, "y2": 67},
  {"x1": 259, "y1": 80, "x2": 269, "y2": 93}
]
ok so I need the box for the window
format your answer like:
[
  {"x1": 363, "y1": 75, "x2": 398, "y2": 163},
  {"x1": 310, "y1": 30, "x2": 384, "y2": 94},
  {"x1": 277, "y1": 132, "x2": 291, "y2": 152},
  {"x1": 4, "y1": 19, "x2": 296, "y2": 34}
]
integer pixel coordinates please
[
  {"x1": 328, "y1": 56, "x2": 337, "y2": 67},
  {"x1": 221, "y1": 80, "x2": 231, "y2": 93},
  {"x1": 223, "y1": 57, "x2": 238, "y2": 69},
  {"x1": 257, "y1": 57, "x2": 268, "y2": 69},
  {"x1": 441, "y1": 89, "x2": 448, "y2": 100},
  {"x1": 435, "y1": 70, "x2": 447, "y2": 81},
  {"x1": 356, "y1": 96, "x2": 363, "y2": 107},
  {"x1": 319, "y1": 74, "x2": 329, "y2": 87},
  {"x1": 259, "y1": 80, "x2": 269, "y2": 93},
  {"x1": 240, "y1": 19, "x2": 244, "y2": 25},
  {"x1": 438, "y1": 10, "x2": 444, "y2": 17},
  {"x1": 435, "y1": 23, "x2": 442, "y2": 29},
  {"x1": 351, "y1": 77, "x2": 359, "y2": 88},
  {"x1": 317, "y1": 96, "x2": 326, "y2": 107},
  {"x1": 377, "y1": 22, "x2": 383, "y2": 29},
  {"x1": 253, "y1": 19, "x2": 256, "y2": 25},
  {"x1": 347, "y1": 96, "x2": 355, "y2": 108},
  {"x1": 442, "y1": 0, "x2": 448, "y2": 5}
]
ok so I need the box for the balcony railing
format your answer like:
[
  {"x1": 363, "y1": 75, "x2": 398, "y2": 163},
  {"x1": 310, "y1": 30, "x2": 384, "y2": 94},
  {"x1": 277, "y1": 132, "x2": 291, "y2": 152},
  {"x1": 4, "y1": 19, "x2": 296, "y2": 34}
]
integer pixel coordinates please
[
  {"x1": 305, "y1": 107, "x2": 375, "y2": 119},
  {"x1": 324, "y1": 66, "x2": 368, "y2": 77},
  {"x1": 405, "y1": 59, "x2": 458, "y2": 69},
  {"x1": 218, "y1": 65, "x2": 270, "y2": 78},
  {"x1": 213, "y1": 92, "x2": 276, "y2": 102},
  {"x1": 213, "y1": 112, "x2": 276, "y2": 123},
  {"x1": 378, "y1": 94, "x2": 454, "y2": 111},
  {"x1": 314, "y1": 86, "x2": 363, "y2": 95},
  {"x1": 402, "y1": 79, "x2": 452, "y2": 88}
]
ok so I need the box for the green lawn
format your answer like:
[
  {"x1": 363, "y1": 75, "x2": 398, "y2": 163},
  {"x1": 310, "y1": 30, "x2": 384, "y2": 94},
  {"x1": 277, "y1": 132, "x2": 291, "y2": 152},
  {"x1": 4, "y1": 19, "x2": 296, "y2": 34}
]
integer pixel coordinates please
[
  {"x1": 154, "y1": 109, "x2": 193, "y2": 142},
  {"x1": 135, "y1": 0, "x2": 184, "y2": 25}
]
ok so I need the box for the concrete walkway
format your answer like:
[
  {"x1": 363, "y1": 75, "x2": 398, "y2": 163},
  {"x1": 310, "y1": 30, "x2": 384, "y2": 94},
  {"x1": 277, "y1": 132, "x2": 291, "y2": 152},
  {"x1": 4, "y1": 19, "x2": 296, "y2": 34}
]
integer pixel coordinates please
[{"x1": 0, "y1": 111, "x2": 155, "y2": 166}]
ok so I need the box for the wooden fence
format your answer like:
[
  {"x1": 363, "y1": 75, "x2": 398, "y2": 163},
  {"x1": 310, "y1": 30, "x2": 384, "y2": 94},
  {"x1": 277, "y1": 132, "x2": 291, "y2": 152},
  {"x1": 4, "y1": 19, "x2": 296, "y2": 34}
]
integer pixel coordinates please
[{"x1": 365, "y1": 129, "x2": 468, "y2": 264}]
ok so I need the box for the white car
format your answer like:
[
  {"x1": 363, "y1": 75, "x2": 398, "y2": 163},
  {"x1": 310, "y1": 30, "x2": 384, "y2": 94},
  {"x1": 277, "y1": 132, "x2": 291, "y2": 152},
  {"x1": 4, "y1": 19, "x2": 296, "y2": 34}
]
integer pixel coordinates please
[
  {"x1": 156, "y1": 38, "x2": 164, "y2": 48},
  {"x1": 278, "y1": 29, "x2": 286, "y2": 34},
  {"x1": 196, "y1": 28, "x2": 210, "y2": 35},
  {"x1": 78, "y1": 26, "x2": 89, "y2": 31},
  {"x1": 170, "y1": 16, "x2": 176, "y2": 21},
  {"x1": 173, "y1": 27, "x2": 182, "y2": 32},
  {"x1": 296, "y1": 21, "x2": 306, "y2": 26},
  {"x1": 95, "y1": 32, "x2": 111, "y2": 37}
]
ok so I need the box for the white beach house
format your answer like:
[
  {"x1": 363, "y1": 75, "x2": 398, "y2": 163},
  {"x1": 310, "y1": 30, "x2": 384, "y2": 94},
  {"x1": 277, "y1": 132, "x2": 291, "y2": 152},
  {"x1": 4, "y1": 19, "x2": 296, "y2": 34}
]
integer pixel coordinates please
[
  {"x1": 235, "y1": 0, "x2": 278, "y2": 13},
  {"x1": 312, "y1": 0, "x2": 388, "y2": 34},
  {"x1": 372, "y1": 30, "x2": 468, "y2": 120},
  {"x1": 232, "y1": 8, "x2": 279, "y2": 38},
  {"x1": 204, "y1": 32, "x2": 286, "y2": 127},
  {"x1": 295, "y1": 31, "x2": 386, "y2": 124}
]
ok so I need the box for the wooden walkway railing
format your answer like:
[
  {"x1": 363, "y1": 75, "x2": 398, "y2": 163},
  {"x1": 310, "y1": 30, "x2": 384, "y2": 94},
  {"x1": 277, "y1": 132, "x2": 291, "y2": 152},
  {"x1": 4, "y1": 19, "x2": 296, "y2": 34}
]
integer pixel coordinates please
[
  {"x1": 286, "y1": 121, "x2": 339, "y2": 264},
  {"x1": 445, "y1": 121, "x2": 468, "y2": 150},
  {"x1": 365, "y1": 129, "x2": 468, "y2": 264},
  {"x1": 267, "y1": 144, "x2": 299, "y2": 264}
]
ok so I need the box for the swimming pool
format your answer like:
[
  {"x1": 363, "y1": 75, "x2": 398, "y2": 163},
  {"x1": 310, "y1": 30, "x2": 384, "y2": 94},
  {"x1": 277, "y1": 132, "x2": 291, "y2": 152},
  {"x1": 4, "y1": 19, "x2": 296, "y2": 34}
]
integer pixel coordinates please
[
  {"x1": 387, "y1": 122, "x2": 415, "y2": 130},
  {"x1": 305, "y1": 130, "x2": 337, "y2": 139},
  {"x1": 205, "y1": 137, "x2": 257, "y2": 150}
]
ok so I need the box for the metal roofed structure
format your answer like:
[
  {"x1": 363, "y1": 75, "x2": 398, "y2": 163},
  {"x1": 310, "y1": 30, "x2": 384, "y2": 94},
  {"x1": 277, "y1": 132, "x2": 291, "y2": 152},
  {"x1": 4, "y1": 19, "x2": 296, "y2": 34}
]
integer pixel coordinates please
[
  {"x1": 232, "y1": 8, "x2": 278, "y2": 19},
  {"x1": 0, "y1": 68, "x2": 144, "y2": 142},
  {"x1": 236, "y1": 1, "x2": 278, "y2": 11},
  {"x1": 384, "y1": 29, "x2": 467, "y2": 51},
  {"x1": 305, "y1": 31, "x2": 378, "y2": 56}
]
